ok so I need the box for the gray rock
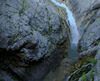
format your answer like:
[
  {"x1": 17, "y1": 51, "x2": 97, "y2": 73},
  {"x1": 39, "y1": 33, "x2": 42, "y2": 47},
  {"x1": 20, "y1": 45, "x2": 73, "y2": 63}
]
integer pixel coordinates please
[
  {"x1": 57, "y1": 0, "x2": 100, "y2": 52},
  {"x1": 0, "y1": 0, "x2": 69, "y2": 61},
  {"x1": 79, "y1": 16, "x2": 100, "y2": 51},
  {"x1": 0, "y1": 0, "x2": 70, "y2": 81},
  {"x1": 0, "y1": 70, "x2": 14, "y2": 81},
  {"x1": 94, "y1": 49, "x2": 100, "y2": 81},
  {"x1": 61, "y1": 0, "x2": 100, "y2": 81},
  {"x1": 66, "y1": 0, "x2": 100, "y2": 52},
  {"x1": 66, "y1": 0, "x2": 100, "y2": 25}
]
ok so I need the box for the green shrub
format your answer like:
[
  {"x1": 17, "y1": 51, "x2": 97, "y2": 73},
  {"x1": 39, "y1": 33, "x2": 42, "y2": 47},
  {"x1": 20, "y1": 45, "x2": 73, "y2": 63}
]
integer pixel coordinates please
[
  {"x1": 81, "y1": 73, "x2": 88, "y2": 81},
  {"x1": 90, "y1": 71, "x2": 94, "y2": 79},
  {"x1": 89, "y1": 69, "x2": 95, "y2": 80},
  {"x1": 87, "y1": 57, "x2": 97, "y2": 64}
]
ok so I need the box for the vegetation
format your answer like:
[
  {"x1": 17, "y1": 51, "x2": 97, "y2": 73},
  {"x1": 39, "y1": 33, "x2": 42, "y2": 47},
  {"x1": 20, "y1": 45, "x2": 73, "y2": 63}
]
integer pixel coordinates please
[
  {"x1": 87, "y1": 57, "x2": 97, "y2": 64},
  {"x1": 81, "y1": 73, "x2": 88, "y2": 81},
  {"x1": 5, "y1": 3, "x2": 11, "y2": 7},
  {"x1": 19, "y1": 0, "x2": 27, "y2": 15},
  {"x1": 49, "y1": 44, "x2": 54, "y2": 53},
  {"x1": 48, "y1": 16, "x2": 51, "y2": 21},
  {"x1": 68, "y1": 54, "x2": 97, "y2": 81},
  {"x1": 36, "y1": 24, "x2": 39, "y2": 30},
  {"x1": 49, "y1": 26, "x2": 53, "y2": 34},
  {"x1": 89, "y1": 70, "x2": 95, "y2": 79}
]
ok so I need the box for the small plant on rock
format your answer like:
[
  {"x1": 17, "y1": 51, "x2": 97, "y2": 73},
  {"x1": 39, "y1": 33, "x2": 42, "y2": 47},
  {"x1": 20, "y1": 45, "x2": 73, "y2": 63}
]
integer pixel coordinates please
[
  {"x1": 81, "y1": 73, "x2": 88, "y2": 81},
  {"x1": 19, "y1": 0, "x2": 27, "y2": 15},
  {"x1": 87, "y1": 57, "x2": 97, "y2": 64}
]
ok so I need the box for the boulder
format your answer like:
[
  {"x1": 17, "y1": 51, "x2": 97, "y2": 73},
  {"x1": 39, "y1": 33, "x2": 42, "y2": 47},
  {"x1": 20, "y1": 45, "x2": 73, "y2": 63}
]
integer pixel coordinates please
[
  {"x1": 0, "y1": 0, "x2": 70, "y2": 81},
  {"x1": 0, "y1": 0, "x2": 69, "y2": 61}
]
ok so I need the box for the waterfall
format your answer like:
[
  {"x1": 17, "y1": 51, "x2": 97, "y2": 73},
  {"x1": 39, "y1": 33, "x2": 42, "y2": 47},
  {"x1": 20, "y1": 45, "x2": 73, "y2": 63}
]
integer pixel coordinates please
[
  {"x1": 50, "y1": 0, "x2": 80, "y2": 80},
  {"x1": 50, "y1": 0, "x2": 80, "y2": 44}
]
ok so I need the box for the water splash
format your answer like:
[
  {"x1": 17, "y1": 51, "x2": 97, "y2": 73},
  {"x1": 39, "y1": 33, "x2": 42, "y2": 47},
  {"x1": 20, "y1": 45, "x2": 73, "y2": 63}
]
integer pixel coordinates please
[{"x1": 51, "y1": 0, "x2": 80, "y2": 44}]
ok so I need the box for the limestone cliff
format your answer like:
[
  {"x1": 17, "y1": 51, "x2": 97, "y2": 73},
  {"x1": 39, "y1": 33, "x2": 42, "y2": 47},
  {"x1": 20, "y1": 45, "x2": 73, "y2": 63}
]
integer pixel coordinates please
[
  {"x1": 0, "y1": 0, "x2": 70, "y2": 81},
  {"x1": 1, "y1": 0, "x2": 100, "y2": 81},
  {"x1": 59, "y1": 0, "x2": 100, "y2": 80}
]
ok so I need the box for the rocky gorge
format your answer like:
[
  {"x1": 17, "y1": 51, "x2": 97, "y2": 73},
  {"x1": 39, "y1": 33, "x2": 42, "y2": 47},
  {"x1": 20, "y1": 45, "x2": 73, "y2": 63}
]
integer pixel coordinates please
[{"x1": 0, "y1": 0, "x2": 100, "y2": 81}]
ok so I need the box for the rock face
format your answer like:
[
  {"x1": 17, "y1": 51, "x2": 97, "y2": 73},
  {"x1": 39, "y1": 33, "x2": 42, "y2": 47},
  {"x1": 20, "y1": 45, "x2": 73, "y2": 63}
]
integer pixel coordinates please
[
  {"x1": 94, "y1": 49, "x2": 100, "y2": 81},
  {"x1": 0, "y1": 70, "x2": 14, "y2": 81},
  {"x1": 0, "y1": 0, "x2": 69, "y2": 81},
  {"x1": 57, "y1": 0, "x2": 100, "y2": 52},
  {"x1": 1, "y1": 0, "x2": 100, "y2": 80},
  {"x1": 0, "y1": 0, "x2": 69, "y2": 61},
  {"x1": 69, "y1": 0, "x2": 100, "y2": 55},
  {"x1": 62, "y1": 0, "x2": 100, "y2": 80},
  {"x1": 66, "y1": 0, "x2": 100, "y2": 26}
]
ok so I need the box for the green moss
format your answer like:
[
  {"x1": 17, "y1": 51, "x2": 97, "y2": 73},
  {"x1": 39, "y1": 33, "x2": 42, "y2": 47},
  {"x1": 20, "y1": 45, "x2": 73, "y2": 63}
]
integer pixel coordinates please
[
  {"x1": 69, "y1": 56, "x2": 89, "y2": 74},
  {"x1": 93, "y1": 38, "x2": 100, "y2": 46},
  {"x1": 41, "y1": 13, "x2": 44, "y2": 17},
  {"x1": 49, "y1": 26, "x2": 53, "y2": 34},
  {"x1": 87, "y1": 57, "x2": 97, "y2": 64},
  {"x1": 49, "y1": 44, "x2": 54, "y2": 54},
  {"x1": 18, "y1": 23, "x2": 22, "y2": 29},
  {"x1": 48, "y1": 16, "x2": 51, "y2": 21},
  {"x1": 5, "y1": 3, "x2": 11, "y2": 7},
  {"x1": 68, "y1": 53, "x2": 97, "y2": 81},
  {"x1": 19, "y1": 0, "x2": 27, "y2": 15},
  {"x1": 25, "y1": 30, "x2": 29, "y2": 33},
  {"x1": 81, "y1": 73, "x2": 88, "y2": 81},
  {"x1": 89, "y1": 71, "x2": 94, "y2": 79},
  {"x1": 36, "y1": 24, "x2": 39, "y2": 30}
]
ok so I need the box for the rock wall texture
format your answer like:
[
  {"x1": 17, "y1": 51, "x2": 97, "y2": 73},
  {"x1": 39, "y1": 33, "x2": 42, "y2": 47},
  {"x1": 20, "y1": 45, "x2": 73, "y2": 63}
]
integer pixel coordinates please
[
  {"x1": 62, "y1": 0, "x2": 100, "y2": 80},
  {"x1": 0, "y1": 0, "x2": 69, "y2": 61},
  {"x1": 67, "y1": 0, "x2": 100, "y2": 54},
  {"x1": 0, "y1": 0, "x2": 69, "y2": 81},
  {"x1": 1, "y1": 0, "x2": 100, "y2": 80}
]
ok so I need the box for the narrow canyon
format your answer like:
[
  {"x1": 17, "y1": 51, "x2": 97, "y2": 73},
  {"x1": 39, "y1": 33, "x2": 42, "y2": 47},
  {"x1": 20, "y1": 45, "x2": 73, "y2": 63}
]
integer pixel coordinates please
[{"x1": 0, "y1": 0, "x2": 100, "y2": 81}]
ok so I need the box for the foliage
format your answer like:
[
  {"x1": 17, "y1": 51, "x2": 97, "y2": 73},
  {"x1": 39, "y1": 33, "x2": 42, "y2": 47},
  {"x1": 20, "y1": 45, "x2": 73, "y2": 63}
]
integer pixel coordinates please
[
  {"x1": 19, "y1": 0, "x2": 27, "y2": 15},
  {"x1": 81, "y1": 73, "x2": 88, "y2": 81},
  {"x1": 49, "y1": 44, "x2": 54, "y2": 53},
  {"x1": 87, "y1": 57, "x2": 97, "y2": 64},
  {"x1": 49, "y1": 26, "x2": 52, "y2": 33},
  {"x1": 89, "y1": 69, "x2": 95, "y2": 80},
  {"x1": 90, "y1": 71, "x2": 94, "y2": 79}
]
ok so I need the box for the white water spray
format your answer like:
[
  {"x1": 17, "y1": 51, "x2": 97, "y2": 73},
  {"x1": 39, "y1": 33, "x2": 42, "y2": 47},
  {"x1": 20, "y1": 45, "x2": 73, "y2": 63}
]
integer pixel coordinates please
[{"x1": 51, "y1": 0, "x2": 80, "y2": 44}]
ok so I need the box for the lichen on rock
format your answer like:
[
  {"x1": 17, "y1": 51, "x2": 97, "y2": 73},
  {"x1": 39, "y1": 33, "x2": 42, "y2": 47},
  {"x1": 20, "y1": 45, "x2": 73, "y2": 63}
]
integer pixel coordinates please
[{"x1": 0, "y1": 0, "x2": 70, "y2": 81}]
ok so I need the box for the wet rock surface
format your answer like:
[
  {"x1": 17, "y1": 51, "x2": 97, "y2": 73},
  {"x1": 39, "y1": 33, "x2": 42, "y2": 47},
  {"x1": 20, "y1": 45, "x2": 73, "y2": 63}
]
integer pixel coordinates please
[{"x1": 57, "y1": 0, "x2": 100, "y2": 80}]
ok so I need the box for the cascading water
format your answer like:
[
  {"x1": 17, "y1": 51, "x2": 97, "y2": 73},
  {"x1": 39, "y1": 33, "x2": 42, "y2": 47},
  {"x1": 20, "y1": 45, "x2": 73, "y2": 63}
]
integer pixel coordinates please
[
  {"x1": 50, "y1": 0, "x2": 80, "y2": 44},
  {"x1": 50, "y1": 0, "x2": 80, "y2": 80},
  {"x1": 50, "y1": 0, "x2": 80, "y2": 60}
]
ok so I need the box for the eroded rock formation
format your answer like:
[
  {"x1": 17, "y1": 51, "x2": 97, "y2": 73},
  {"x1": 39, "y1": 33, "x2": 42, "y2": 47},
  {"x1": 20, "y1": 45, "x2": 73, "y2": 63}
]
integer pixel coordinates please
[{"x1": 0, "y1": 0, "x2": 69, "y2": 81}]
